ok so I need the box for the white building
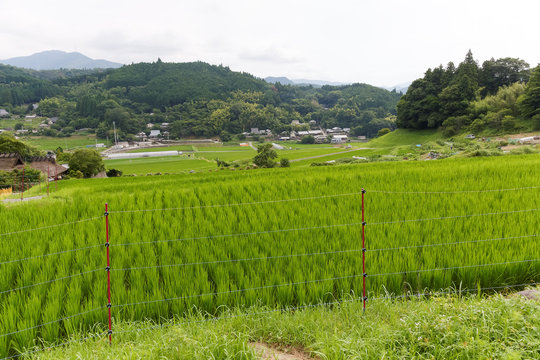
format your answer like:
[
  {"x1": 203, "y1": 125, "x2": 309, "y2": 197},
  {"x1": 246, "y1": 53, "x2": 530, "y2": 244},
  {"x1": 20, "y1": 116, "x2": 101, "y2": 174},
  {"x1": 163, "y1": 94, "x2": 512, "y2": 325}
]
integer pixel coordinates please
[{"x1": 331, "y1": 135, "x2": 348, "y2": 143}]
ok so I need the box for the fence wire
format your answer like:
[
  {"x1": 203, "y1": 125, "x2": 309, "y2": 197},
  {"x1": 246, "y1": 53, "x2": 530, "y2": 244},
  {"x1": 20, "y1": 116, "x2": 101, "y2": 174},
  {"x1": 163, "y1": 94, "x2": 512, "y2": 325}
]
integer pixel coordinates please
[
  {"x1": 112, "y1": 233, "x2": 540, "y2": 272},
  {"x1": 0, "y1": 268, "x2": 102, "y2": 296},
  {"x1": 0, "y1": 216, "x2": 102, "y2": 238},
  {"x1": 114, "y1": 258, "x2": 538, "y2": 309},
  {"x1": 114, "y1": 208, "x2": 540, "y2": 248}
]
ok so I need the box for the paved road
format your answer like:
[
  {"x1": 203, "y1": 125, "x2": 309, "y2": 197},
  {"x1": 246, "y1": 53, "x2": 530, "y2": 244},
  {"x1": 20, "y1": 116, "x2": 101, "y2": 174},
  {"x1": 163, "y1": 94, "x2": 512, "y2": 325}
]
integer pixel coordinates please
[{"x1": 2, "y1": 195, "x2": 44, "y2": 203}]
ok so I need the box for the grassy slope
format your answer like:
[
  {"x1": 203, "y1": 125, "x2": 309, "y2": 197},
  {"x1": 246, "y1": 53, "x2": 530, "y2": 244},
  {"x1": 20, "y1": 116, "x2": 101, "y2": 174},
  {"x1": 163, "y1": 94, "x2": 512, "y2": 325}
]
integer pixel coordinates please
[
  {"x1": 32, "y1": 291, "x2": 539, "y2": 359},
  {"x1": 23, "y1": 135, "x2": 112, "y2": 151},
  {"x1": 367, "y1": 129, "x2": 443, "y2": 148}
]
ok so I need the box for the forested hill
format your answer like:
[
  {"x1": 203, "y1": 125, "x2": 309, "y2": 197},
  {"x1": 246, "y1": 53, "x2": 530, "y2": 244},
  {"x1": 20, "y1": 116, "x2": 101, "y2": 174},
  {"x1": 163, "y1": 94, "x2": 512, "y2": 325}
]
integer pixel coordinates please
[
  {"x1": 397, "y1": 51, "x2": 540, "y2": 135},
  {"x1": 0, "y1": 60, "x2": 402, "y2": 139},
  {"x1": 0, "y1": 64, "x2": 60, "y2": 104},
  {"x1": 103, "y1": 61, "x2": 269, "y2": 108}
]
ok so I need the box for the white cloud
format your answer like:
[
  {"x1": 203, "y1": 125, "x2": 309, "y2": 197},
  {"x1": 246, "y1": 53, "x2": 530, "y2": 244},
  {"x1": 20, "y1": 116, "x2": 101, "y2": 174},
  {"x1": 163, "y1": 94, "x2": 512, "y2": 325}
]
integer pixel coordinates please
[{"x1": 0, "y1": 0, "x2": 538, "y2": 86}]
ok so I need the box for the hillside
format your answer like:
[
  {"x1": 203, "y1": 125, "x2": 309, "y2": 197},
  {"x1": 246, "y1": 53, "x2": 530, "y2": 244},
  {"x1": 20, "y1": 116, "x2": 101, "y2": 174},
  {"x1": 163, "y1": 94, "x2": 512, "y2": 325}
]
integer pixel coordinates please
[
  {"x1": 0, "y1": 50, "x2": 122, "y2": 70},
  {"x1": 105, "y1": 61, "x2": 269, "y2": 108},
  {"x1": 0, "y1": 60, "x2": 402, "y2": 139},
  {"x1": 0, "y1": 64, "x2": 60, "y2": 105},
  {"x1": 397, "y1": 51, "x2": 539, "y2": 136}
]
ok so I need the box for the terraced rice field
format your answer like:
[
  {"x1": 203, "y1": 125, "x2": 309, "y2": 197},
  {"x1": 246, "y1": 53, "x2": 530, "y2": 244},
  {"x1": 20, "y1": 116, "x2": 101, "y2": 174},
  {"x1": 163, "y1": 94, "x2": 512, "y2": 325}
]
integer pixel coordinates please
[{"x1": 0, "y1": 155, "x2": 539, "y2": 357}]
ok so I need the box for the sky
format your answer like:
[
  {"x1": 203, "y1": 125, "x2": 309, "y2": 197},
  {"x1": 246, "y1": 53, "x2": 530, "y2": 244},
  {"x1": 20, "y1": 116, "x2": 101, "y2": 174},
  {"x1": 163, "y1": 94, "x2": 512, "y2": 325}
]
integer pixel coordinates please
[{"x1": 0, "y1": 0, "x2": 539, "y2": 87}]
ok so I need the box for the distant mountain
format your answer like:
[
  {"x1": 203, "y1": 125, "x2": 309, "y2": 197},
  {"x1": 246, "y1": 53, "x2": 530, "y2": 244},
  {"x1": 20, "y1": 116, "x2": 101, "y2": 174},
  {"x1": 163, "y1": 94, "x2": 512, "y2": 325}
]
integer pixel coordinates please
[
  {"x1": 0, "y1": 50, "x2": 123, "y2": 70},
  {"x1": 265, "y1": 76, "x2": 347, "y2": 87},
  {"x1": 382, "y1": 82, "x2": 411, "y2": 94}
]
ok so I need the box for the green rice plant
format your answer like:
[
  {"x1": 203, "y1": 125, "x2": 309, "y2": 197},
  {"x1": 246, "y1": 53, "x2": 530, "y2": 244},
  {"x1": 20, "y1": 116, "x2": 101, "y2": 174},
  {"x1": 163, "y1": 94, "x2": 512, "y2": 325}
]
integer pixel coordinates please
[{"x1": 0, "y1": 155, "x2": 539, "y2": 356}]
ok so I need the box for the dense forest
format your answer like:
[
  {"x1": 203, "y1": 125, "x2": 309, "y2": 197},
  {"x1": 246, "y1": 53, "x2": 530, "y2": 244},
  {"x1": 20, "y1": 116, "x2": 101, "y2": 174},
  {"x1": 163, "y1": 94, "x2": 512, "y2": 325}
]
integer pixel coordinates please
[
  {"x1": 397, "y1": 51, "x2": 540, "y2": 135},
  {"x1": 0, "y1": 61, "x2": 402, "y2": 140}
]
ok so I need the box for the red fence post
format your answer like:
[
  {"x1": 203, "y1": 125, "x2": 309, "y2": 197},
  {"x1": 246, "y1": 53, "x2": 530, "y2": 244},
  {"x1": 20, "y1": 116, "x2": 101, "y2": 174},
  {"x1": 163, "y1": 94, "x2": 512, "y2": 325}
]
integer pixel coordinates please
[
  {"x1": 21, "y1": 168, "x2": 25, "y2": 201},
  {"x1": 47, "y1": 167, "x2": 50, "y2": 197},
  {"x1": 361, "y1": 188, "x2": 367, "y2": 314},
  {"x1": 55, "y1": 167, "x2": 58, "y2": 191},
  {"x1": 105, "y1": 203, "x2": 112, "y2": 345}
]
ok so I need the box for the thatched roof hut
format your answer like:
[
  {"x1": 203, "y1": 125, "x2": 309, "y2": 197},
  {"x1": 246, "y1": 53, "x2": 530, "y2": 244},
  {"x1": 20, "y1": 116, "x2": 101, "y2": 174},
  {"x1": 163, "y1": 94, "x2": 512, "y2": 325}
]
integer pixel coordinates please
[
  {"x1": 0, "y1": 153, "x2": 24, "y2": 171},
  {"x1": 0, "y1": 153, "x2": 67, "y2": 177}
]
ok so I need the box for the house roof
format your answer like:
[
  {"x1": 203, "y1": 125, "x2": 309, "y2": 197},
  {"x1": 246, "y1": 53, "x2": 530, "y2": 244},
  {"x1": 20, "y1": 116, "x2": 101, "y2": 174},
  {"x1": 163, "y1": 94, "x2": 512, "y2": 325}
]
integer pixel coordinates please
[
  {"x1": 0, "y1": 153, "x2": 24, "y2": 171},
  {"x1": 28, "y1": 160, "x2": 68, "y2": 176}
]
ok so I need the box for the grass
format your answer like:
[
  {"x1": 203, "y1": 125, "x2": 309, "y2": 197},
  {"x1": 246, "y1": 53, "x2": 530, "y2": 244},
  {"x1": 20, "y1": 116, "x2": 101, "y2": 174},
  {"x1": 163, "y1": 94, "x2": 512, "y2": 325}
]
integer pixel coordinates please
[
  {"x1": 367, "y1": 129, "x2": 444, "y2": 148},
  {"x1": 22, "y1": 135, "x2": 112, "y2": 151},
  {"x1": 104, "y1": 156, "x2": 214, "y2": 174},
  {"x1": 0, "y1": 117, "x2": 44, "y2": 130},
  {"x1": 29, "y1": 289, "x2": 540, "y2": 359},
  {"x1": 0, "y1": 155, "x2": 539, "y2": 357},
  {"x1": 126, "y1": 145, "x2": 194, "y2": 153}
]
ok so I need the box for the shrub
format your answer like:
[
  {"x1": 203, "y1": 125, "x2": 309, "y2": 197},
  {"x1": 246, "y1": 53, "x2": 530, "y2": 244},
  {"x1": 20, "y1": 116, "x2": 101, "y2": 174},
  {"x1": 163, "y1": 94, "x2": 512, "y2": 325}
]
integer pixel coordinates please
[
  {"x1": 377, "y1": 128, "x2": 391, "y2": 137},
  {"x1": 106, "y1": 169, "x2": 123, "y2": 177},
  {"x1": 280, "y1": 158, "x2": 290, "y2": 167},
  {"x1": 300, "y1": 135, "x2": 315, "y2": 144},
  {"x1": 68, "y1": 149, "x2": 105, "y2": 178}
]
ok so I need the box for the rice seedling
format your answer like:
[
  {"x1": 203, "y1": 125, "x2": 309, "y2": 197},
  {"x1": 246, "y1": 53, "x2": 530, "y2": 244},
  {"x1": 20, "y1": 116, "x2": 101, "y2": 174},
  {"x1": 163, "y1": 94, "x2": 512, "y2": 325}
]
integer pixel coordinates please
[{"x1": 0, "y1": 154, "x2": 538, "y2": 357}]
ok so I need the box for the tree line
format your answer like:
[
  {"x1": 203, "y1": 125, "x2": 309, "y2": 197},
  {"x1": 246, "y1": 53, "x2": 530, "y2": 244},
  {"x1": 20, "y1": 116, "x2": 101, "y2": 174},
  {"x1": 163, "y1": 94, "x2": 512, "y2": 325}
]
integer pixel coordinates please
[
  {"x1": 0, "y1": 61, "x2": 402, "y2": 140},
  {"x1": 397, "y1": 51, "x2": 539, "y2": 135}
]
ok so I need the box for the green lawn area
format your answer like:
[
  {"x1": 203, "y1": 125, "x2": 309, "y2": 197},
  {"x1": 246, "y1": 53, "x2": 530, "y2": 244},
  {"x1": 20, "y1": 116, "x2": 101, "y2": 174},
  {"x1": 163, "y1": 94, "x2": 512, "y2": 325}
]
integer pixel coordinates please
[
  {"x1": 104, "y1": 156, "x2": 214, "y2": 174},
  {"x1": 22, "y1": 135, "x2": 111, "y2": 151},
  {"x1": 0, "y1": 117, "x2": 44, "y2": 130},
  {"x1": 127, "y1": 145, "x2": 194, "y2": 153},
  {"x1": 195, "y1": 150, "x2": 256, "y2": 162},
  {"x1": 276, "y1": 141, "x2": 336, "y2": 149},
  {"x1": 195, "y1": 145, "x2": 253, "y2": 151},
  {"x1": 368, "y1": 128, "x2": 443, "y2": 147},
  {"x1": 290, "y1": 148, "x2": 387, "y2": 167}
]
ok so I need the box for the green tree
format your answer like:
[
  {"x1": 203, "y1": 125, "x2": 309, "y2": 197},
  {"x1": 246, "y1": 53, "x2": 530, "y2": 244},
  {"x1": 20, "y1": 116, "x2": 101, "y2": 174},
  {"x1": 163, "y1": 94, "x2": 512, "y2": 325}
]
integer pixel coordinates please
[
  {"x1": 0, "y1": 134, "x2": 42, "y2": 160},
  {"x1": 519, "y1": 65, "x2": 540, "y2": 120},
  {"x1": 377, "y1": 128, "x2": 391, "y2": 137},
  {"x1": 480, "y1": 58, "x2": 530, "y2": 95},
  {"x1": 280, "y1": 158, "x2": 290, "y2": 167},
  {"x1": 300, "y1": 135, "x2": 315, "y2": 144},
  {"x1": 68, "y1": 149, "x2": 105, "y2": 178},
  {"x1": 253, "y1": 143, "x2": 277, "y2": 168}
]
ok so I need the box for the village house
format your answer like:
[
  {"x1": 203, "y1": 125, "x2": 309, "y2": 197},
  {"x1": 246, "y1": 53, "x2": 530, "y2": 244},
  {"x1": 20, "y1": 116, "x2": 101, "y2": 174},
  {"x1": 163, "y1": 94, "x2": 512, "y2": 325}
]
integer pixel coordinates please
[
  {"x1": 0, "y1": 109, "x2": 9, "y2": 117},
  {"x1": 149, "y1": 130, "x2": 161, "y2": 138},
  {"x1": 331, "y1": 134, "x2": 348, "y2": 144},
  {"x1": 0, "y1": 153, "x2": 68, "y2": 178}
]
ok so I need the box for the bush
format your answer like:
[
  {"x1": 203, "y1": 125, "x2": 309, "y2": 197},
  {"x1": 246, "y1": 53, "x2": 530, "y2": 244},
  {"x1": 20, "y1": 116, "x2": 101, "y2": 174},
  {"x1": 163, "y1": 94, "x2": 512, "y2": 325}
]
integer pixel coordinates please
[
  {"x1": 106, "y1": 169, "x2": 123, "y2": 177},
  {"x1": 377, "y1": 128, "x2": 391, "y2": 137},
  {"x1": 501, "y1": 116, "x2": 516, "y2": 132},
  {"x1": 300, "y1": 135, "x2": 315, "y2": 144},
  {"x1": 253, "y1": 144, "x2": 277, "y2": 168},
  {"x1": 68, "y1": 149, "x2": 105, "y2": 178},
  {"x1": 280, "y1": 158, "x2": 290, "y2": 167}
]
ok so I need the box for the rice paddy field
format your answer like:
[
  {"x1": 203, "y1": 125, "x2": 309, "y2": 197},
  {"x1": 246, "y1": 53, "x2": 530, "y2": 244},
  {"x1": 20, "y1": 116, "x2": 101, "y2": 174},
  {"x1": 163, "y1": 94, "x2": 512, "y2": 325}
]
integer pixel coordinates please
[
  {"x1": 22, "y1": 136, "x2": 112, "y2": 152},
  {"x1": 105, "y1": 144, "x2": 372, "y2": 174},
  {"x1": 0, "y1": 154, "x2": 539, "y2": 357}
]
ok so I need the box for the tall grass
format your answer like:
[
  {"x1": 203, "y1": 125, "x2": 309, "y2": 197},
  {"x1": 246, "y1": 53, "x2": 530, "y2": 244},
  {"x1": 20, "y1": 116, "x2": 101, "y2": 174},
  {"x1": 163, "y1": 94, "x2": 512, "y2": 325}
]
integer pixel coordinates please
[{"x1": 0, "y1": 155, "x2": 538, "y2": 356}]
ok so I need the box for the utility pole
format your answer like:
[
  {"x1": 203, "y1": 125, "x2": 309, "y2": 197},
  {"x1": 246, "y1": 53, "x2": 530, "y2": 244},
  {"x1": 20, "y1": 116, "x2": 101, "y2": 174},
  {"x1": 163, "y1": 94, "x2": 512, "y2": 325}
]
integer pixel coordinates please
[{"x1": 113, "y1": 121, "x2": 118, "y2": 146}]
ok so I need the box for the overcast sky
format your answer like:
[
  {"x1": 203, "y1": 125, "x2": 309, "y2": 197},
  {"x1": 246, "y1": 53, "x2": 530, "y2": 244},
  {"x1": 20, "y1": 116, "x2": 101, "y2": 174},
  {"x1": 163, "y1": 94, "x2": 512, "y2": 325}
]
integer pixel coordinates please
[{"x1": 1, "y1": 0, "x2": 539, "y2": 87}]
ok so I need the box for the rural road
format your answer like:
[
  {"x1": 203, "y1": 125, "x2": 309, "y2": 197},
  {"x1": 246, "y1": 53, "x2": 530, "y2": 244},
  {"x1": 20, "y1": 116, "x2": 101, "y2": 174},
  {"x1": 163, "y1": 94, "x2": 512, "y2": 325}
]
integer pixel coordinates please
[
  {"x1": 290, "y1": 148, "x2": 372, "y2": 162},
  {"x1": 248, "y1": 142, "x2": 257, "y2": 150},
  {"x1": 2, "y1": 195, "x2": 44, "y2": 203}
]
